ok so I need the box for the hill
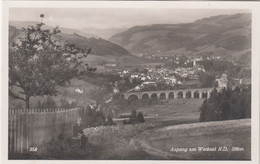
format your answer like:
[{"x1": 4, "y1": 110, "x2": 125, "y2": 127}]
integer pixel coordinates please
[
  {"x1": 9, "y1": 24, "x2": 132, "y2": 58},
  {"x1": 81, "y1": 27, "x2": 127, "y2": 39},
  {"x1": 9, "y1": 21, "x2": 99, "y2": 38},
  {"x1": 9, "y1": 23, "x2": 150, "y2": 67},
  {"x1": 109, "y1": 13, "x2": 251, "y2": 60}
]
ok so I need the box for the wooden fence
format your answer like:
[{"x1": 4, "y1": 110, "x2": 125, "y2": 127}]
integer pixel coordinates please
[{"x1": 8, "y1": 108, "x2": 82, "y2": 155}]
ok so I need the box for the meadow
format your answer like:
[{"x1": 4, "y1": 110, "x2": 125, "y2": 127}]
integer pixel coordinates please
[
  {"x1": 133, "y1": 119, "x2": 251, "y2": 160},
  {"x1": 82, "y1": 123, "x2": 162, "y2": 159},
  {"x1": 115, "y1": 98, "x2": 204, "y2": 126}
]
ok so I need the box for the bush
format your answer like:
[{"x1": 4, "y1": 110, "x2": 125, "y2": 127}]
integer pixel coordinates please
[
  {"x1": 81, "y1": 105, "x2": 109, "y2": 127},
  {"x1": 70, "y1": 100, "x2": 78, "y2": 108},
  {"x1": 59, "y1": 98, "x2": 78, "y2": 108},
  {"x1": 198, "y1": 72, "x2": 216, "y2": 88},
  {"x1": 37, "y1": 96, "x2": 57, "y2": 109},
  {"x1": 137, "y1": 112, "x2": 145, "y2": 123},
  {"x1": 60, "y1": 98, "x2": 70, "y2": 108}
]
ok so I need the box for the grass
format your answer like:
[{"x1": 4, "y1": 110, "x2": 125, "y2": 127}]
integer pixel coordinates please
[
  {"x1": 81, "y1": 123, "x2": 163, "y2": 159},
  {"x1": 9, "y1": 78, "x2": 99, "y2": 108},
  {"x1": 115, "y1": 98, "x2": 204, "y2": 126},
  {"x1": 133, "y1": 119, "x2": 251, "y2": 160},
  {"x1": 85, "y1": 54, "x2": 151, "y2": 69}
]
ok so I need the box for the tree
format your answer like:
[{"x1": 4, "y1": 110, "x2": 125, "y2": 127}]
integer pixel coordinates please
[
  {"x1": 83, "y1": 105, "x2": 106, "y2": 127},
  {"x1": 131, "y1": 109, "x2": 137, "y2": 118},
  {"x1": 178, "y1": 55, "x2": 188, "y2": 66},
  {"x1": 137, "y1": 112, "x2": 145, "y2": 123},
  {"x1": 88, "y1": 87, "x2": 107, "y2": 106},
  {"x1": 198, "y1": 72, "x2": 216, "y2": 88},
  {"x1": 127, "y1": 110, "x2": 137, "y2": 124},
  {"x1": 9, "y1": 15, "x2": 91, "y2": 108},
  {"x1": 199, "y1": 86, "x2": 251, "y2": 122}
]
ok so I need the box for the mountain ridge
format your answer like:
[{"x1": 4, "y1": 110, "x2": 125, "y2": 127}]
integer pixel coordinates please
[
  {"x1": 109, "y1": 13, "x2": 251, "y2": 59},
  {"x1": 9, "y1": 24, "x2": 133, "y2": 58},
  {"x1": 9, "y1": 21, "x2": 99, "y2": 39}
]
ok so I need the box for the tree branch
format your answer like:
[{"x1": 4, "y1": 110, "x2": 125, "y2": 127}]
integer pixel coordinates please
[
  {"x1": 9, "y1": 83, "x2": 22, "y2": 88},
  {"x1": 9, "y1": 89, "x2": 26, "y2": 101}
]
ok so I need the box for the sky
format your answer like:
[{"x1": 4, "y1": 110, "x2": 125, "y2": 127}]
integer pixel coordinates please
[{"x1": 9, "y1": 8, "x2": 250, "y2": 30}]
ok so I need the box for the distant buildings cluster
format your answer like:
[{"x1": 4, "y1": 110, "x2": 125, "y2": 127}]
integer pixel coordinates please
[
  {"x1": 116, "y1": 63, "x2": 206, "y2": 92},
  {"x1": 102, "y1": 55, "x2": 251, "y2": 93}
]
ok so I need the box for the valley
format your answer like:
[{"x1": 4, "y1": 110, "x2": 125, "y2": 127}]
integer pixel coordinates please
[{"x1": 8, "y1": 11, "x2": 252, "y2": 160}]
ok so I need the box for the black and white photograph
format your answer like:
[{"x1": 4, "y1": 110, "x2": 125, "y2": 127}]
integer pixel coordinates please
[{"x1": 1, "y1": 1, "x2": 260, "y2": 163}]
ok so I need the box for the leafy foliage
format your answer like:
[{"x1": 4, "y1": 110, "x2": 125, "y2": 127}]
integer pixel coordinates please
[
  {"x1": 82, "y1": 105, "x2": 115, "y2": 127},
  {"x1": 198, "y1": 59, "x2": 244, "y2": 79},
  {"x1": 37, "y1": 96, "x2": 57, "y2": 109},
  {"x1": 59, "y1": 98, "x2": 78, "y2": 108},
  {"x1": 137, "y1": 112, "x2": 145, "y2": 123},
  {"x1": 164, "y1": 55, "x2": 193, "y2": 69},
  {"x1": 199, "y1": 86, "x2": 251, "y2": 122},
  {"x1": 88, "y1": 87, "x2": 109, "y2": 106},
  {"x1": 9, "y1": 21, "x2": 91, "y2": 108},
  {"x1": 198, "y1": 72, "x2": 216, "y2": 88},
  {"x1": 36, "y1": 97, "x2": 78, "y2": 109}
]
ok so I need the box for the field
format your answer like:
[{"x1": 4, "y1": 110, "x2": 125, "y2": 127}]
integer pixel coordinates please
[
  {"x1": 132, "y1": 119, "x2": 251, "y2": 160},
  {"x1": 115, "y1": 98, "x2": 204, "y2": 126},
  {"x1": 84, "y1": 54, "x2": 150, "y2": 69}
]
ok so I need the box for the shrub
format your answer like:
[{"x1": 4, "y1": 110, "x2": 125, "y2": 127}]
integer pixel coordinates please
[
  {"x1": 59, "y1": 98, "x2": 78, "y2": 108},
  {"x1": 60, "y1": 98, "x2": 70, "y2": 108},
  {"x1": 137, "y1": 112, "x2": 145, "y2": 123},
  {"x1": 37, "y1": 96, "x2": 57, "y2": 109},
  {"x1": 70, "y1": 100, "x2": 78, "y2": 108},
  {"x1": 81, "y1": 105, "x2": 108, "y2": 127}
]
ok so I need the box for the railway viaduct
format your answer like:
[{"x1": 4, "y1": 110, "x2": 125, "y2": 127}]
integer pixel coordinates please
[{"x1": 121, "y1": 88, "x2": 218, "y2": 100}]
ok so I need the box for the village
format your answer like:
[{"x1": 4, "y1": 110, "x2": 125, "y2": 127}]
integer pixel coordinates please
[{"x1": 108, "y1": 56, "x2": 229, "y2": 93}]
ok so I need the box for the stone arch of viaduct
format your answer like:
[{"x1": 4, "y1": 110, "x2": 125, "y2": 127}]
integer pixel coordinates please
[{"x1": 122, "y1": 88, "x2": 215, "y2": 100}]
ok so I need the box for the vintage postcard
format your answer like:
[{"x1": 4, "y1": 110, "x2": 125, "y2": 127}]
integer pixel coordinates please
[{"x1": 1, "y1": 1, "x2": 260, "y2": 164}]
